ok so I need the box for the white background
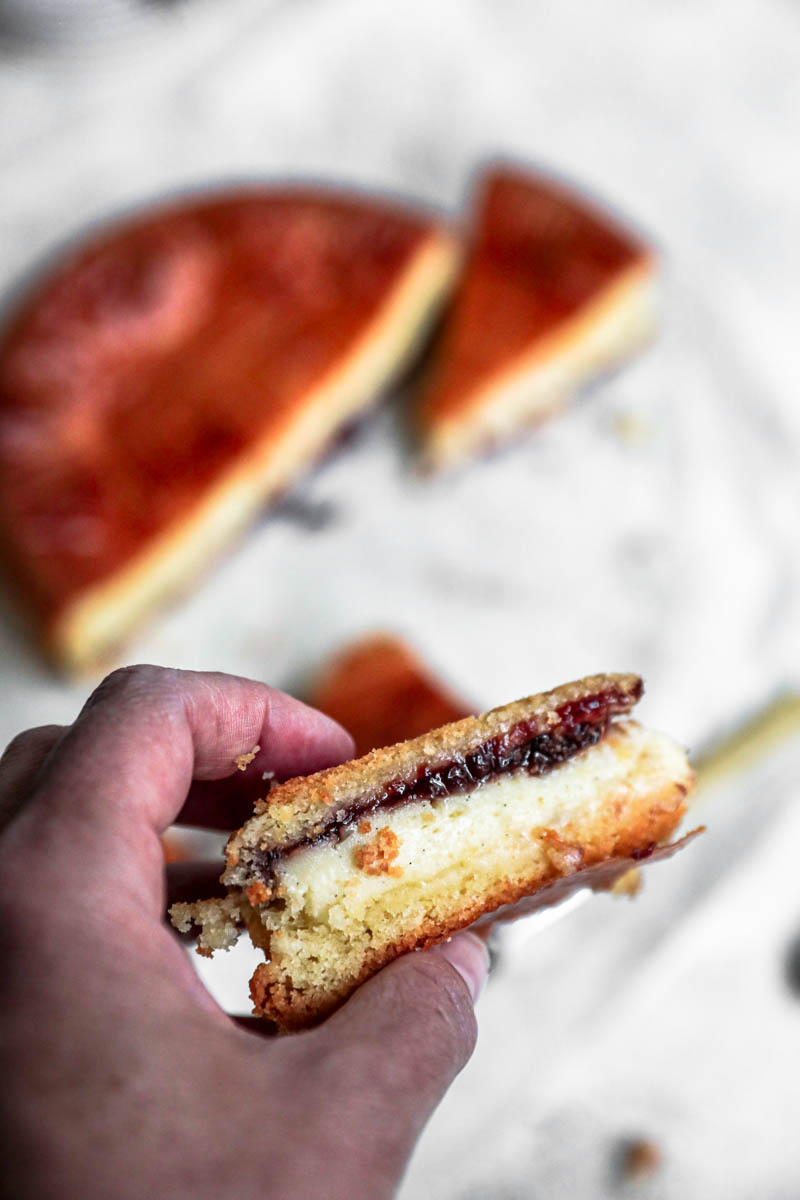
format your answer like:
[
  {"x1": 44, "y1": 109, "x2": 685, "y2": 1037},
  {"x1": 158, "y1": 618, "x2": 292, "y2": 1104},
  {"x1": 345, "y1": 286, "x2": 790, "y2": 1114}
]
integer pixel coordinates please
[{"x1": 1, "y1": 2, "x2": 799, "y2": 1196}]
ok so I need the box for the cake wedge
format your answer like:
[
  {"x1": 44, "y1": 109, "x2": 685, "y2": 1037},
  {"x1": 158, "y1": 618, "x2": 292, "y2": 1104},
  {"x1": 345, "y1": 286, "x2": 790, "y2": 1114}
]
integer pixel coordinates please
[
  {"x1": 0, "y1": 188, "x2": 457, "y2": 670},
  {"x1": 417, "y1": 166, "x2": 656, "y2": 468},
  {"x1": 171, "y1": 673, "x2": 698, "y2": 1031}
]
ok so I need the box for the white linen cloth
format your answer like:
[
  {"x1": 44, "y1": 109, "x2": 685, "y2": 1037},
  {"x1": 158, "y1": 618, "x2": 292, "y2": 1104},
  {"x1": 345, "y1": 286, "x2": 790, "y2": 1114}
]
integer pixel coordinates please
[{"x1": 0, "y1": 2, "x2": 798, "y2": 1194}]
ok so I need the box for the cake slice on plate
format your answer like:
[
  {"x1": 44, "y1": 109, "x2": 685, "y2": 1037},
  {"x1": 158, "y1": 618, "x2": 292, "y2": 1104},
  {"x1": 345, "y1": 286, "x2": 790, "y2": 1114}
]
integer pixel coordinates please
[
  {"x1": 417, "y1": 166, "x2": 656, "y2": 469},
  {"x1": 172, "y1": 673, "x2": 698, "y2": 1031},
  {"x1": 0, "y1": 189, "x2": 457, "y2": 670}
]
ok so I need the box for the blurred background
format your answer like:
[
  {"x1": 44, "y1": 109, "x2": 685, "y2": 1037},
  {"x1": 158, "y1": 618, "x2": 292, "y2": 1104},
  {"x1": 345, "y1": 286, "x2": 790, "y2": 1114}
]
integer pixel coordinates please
[{"x1": 1, "y1": 1, "x2": 799, "y2": 1196}]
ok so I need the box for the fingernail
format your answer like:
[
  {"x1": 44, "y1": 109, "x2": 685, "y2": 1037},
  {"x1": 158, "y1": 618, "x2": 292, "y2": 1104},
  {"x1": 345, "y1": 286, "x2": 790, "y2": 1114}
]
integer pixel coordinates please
[{"x1": 437, "y1": 931, "x2": 490, "y2": 1003}]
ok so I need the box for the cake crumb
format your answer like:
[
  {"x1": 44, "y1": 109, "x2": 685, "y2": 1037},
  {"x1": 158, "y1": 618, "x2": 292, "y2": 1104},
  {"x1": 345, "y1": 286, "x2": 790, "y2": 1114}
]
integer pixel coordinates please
[
  {"x1": 611, "y1": 410, "x2": 653, "y2": 447},
  {"x1": 358, "y1": 819, "x2": 372, "y2": 835},
  {"x1": 262, "y1": 770, "x2": 275, "y2": 782},
  {"x1": 245, "y1": 881, "x2": 272, "y2": 906},
  {"x1": 618, "y1": 1137, "x2": 662, "y2": 1182},
  {"x1": 234, "y1": 745, "x2": 260, "y2": 771},
  {"x1": 355, "y1": 827, "x2": 402, "y2": 875},
  {"x1": 611, "y1": 867, "x2": 643, "y2": 897},
  {"x1": 537, "y1": 828, "x2": 584, "y2": 873}
]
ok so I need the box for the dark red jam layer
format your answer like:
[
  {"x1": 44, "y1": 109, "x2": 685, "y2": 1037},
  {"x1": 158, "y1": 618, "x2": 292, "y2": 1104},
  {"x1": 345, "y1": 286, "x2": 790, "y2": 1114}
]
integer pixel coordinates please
[{"x1": 247, "y1": 683, "x2": 641, "y2": 883}]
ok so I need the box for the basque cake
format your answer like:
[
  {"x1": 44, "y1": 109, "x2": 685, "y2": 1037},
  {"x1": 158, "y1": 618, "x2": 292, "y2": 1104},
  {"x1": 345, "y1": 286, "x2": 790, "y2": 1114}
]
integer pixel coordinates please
[
  {"x1": 172, "y1": 673, "x2": 698, "y2": 1031},
  {"x1": 418, "y1": 166, "x2": 656, "y2": 468},
  {"x1": 309, "y1": 633, "x2": 474, "y2": 756},
  {"x1": 0, "y1": 189, "x2": 457, "y2": 669}
]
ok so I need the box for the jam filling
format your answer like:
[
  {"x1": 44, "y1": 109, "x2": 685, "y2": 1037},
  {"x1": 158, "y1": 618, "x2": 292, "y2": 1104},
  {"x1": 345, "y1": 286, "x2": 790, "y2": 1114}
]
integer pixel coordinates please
[{"x1": 248, "y1": 684, "x2": 641, "y2": 884}]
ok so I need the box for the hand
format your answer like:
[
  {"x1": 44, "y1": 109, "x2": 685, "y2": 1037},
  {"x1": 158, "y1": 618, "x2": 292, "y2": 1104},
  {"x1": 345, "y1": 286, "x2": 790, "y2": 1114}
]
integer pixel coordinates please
[{"x1": 0, "y1": 665, "x2": 488, "y2": 1200}]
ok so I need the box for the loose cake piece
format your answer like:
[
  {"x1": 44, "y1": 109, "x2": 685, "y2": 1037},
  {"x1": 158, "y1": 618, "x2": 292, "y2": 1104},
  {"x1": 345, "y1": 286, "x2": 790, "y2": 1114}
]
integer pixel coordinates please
[
  {"x1": 172, "y1": 673, "x2": 698, "y2": 1031},
  {"x1": 418, "y1": 166, "x2": 656, "y2": 469},
  {"x1": 308, "y1": 632, "x2": 474, "y2": 755},
  {"x1": 0, "y1": 189, "x2": 457, "y2": 670}
]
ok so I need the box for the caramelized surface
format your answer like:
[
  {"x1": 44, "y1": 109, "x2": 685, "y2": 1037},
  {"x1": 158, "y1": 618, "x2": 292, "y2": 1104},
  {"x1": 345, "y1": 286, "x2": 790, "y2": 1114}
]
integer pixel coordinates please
[
  {"x1": 309, "y1": 633, "x2": 474, "y2": 755},
  {"x1": 0, "y1": 191, "x2": 436, "y2": 625},
  {"x1": 420, "y1": 166, "x2": 650, "y2": 424}
]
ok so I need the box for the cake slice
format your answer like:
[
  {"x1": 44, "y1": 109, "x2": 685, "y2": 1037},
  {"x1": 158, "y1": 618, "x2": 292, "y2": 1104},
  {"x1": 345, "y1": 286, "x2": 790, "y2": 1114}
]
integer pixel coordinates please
[
  {"x1": 417, "y1": 166, "x2": 656, "y2": 468},
  {"x1": 0, "y1": 189, "x2": 457, "y2": 670},
  {"x1": 172, "y1": 673, "x2": 698, "y2": 1031},
  {"x1": 308, "y1": 633, "x2": 474, "y2": 756}
]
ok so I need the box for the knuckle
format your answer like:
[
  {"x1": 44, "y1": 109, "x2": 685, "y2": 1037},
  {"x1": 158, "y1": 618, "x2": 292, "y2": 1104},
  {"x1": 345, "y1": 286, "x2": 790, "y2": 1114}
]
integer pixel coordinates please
[
  {"x1": 1, "y1": 725, "x2": 58, "y2": 765},
  {"x1": 92, "y1": 663, "x2": 162, "y2": 695},
  {"x1": 85, "y1": 664, "x2": 180, "y2": 713}
]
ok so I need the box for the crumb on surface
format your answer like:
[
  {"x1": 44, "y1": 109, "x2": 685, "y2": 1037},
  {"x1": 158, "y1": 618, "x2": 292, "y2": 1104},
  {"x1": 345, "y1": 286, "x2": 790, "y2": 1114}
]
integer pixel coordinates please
[
  {"x1": 611, "y1": 866, "x2": 643, "y2": 897},
  {"x1": 611, "y1": 410, "x2": 653, "y2": 447},
  {"x1": 358, "y1": 819, "x2": 372, "y2": 834},
  {"x1": 618, "y1": 1137, "x2": 662, "y2": 1182},
  {"x1": 354, "y1": 827, "x2": 402, "y2": 876},
  {"x1": 235, "y1": 745, "x2": 260, "y2": 771}
]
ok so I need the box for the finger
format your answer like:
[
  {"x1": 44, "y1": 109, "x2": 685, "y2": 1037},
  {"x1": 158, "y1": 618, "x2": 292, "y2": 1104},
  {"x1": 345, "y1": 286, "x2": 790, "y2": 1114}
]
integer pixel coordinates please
[
  {"x1": 0, "y1": 725, "x2": 65, "y2": 831},
  {"x1": 174, "y1": 721, "x2": 354, "y2": 829},
  {"x1": 173, "y1": 780, "x2": 261, "y2": 831},
  {"x1": 305, "y1": 933, "x2": 488, "y2": 1173},
  {"x1": 5, "y1": 666, "x2": 353, "y2": 895},
  {"x1": 176, "y1": 716, "x2": 354, "y2": 829},
  {"x1": 176, "y1": 772, "x2": 278, "y2": 831}
]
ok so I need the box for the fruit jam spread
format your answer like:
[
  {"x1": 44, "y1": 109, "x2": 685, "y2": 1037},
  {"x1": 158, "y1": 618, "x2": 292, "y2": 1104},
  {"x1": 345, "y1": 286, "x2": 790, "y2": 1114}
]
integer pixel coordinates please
[{"x1": 247, "y1": 683, "x2": 642, "y2": 881}]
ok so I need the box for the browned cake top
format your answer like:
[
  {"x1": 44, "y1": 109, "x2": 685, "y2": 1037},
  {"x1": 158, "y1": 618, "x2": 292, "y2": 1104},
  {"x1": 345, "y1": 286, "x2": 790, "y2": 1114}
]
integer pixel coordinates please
[
  {"x1": 309, "y1": 633, "x2": 475, "y2": 756},
  {"x1": 419, "y1": 166, "x2": 652, "y2": 425},
  {"x1": 0, "y1": 189, "x2": 445, "y2": 627}
]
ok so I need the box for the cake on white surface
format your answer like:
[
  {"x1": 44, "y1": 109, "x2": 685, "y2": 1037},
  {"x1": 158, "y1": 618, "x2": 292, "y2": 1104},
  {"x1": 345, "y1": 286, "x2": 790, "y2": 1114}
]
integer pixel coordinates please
[{"x1": 418, "y1": 166, "x2": 656, "y2": 469}]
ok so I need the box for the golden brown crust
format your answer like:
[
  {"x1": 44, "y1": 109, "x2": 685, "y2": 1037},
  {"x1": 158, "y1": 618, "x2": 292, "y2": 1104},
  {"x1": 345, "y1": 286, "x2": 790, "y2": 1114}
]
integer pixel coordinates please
[{"x1": 224, "y1": 672, "x2": 642, "y2": 873}]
